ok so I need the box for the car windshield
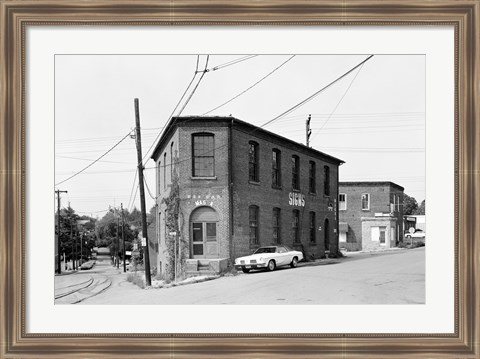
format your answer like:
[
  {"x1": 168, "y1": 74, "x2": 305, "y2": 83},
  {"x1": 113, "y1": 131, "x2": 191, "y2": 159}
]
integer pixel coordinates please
[{"x1": 254, "y1": 247, "x2": 276, "y2": 254}]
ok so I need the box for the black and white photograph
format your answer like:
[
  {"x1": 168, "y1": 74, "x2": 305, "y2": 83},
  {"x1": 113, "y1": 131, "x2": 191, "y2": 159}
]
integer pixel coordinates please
[{"x1": 54, "y1": 54, "x2": 426, "y2": 305}]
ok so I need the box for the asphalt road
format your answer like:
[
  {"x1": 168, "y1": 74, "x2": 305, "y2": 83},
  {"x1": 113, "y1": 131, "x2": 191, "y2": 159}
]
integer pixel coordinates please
[{"x1": 77, "y1": 247, "x2": 425, "y2": 305}]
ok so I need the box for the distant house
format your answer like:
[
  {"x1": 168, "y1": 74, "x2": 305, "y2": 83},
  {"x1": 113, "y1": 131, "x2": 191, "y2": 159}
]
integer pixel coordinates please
[{"x1": 338, "y1": 182, "x2": 404, "y2": 251}]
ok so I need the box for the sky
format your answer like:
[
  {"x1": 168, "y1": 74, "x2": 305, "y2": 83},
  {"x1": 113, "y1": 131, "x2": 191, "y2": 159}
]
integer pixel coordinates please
[{"x1": 54, "y1": 54, "x2": 425, "y2": 217}]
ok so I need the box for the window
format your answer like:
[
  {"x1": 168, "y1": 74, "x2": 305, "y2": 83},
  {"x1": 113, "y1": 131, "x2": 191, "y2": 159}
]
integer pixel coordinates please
[
  {"x1": 324, "y1": 218, "x2": 330, "y2": 251},
  {"x1": 323, "y1": 165, "x2": 330, "y2": 196},
  {"x1": 163, "y1": 152, "x2": 167, "y2": 190},
  {"x1": 249, "y1": 205, "x2": 259, "y2": 245},
  {"x1": 206, "y1": 222, "x2": 217, "y2": 242},
  {"x1": 272, "y1": 149, "x2": 281, "y2": 187},
  {"x1": 309, "y1": 161, "x2": 316, "y2": 193},
  {"x1": 309, "y1": 212, "x2": 316, "y2": 244},
  {"x1": 272, "y1": 208, "x2": 281, "y2": 244},
  {"x1": 170, "y1": 142, "x2": 174, "y2": 178},
  {"x1": 249, "y1": 142, "x2": 259, "y2": 182},
  {"x1": 292, "y1": 210, "x2": 300, "y2": 243},
  {"x1": 362, "y1": 193, "x2": 370, "y2": 210},
  {"x1": 292, "y1": 155, "x2": 300, "y2": 190},
  {"x1": 339, "y1": 193, "x2": 347, "y2": 210},
  {"x1": 158, "y1": 161, "x2": 161, "y2": 193},
  {"x1": 192, "y1": 133, "x2": 215, "y2": 177}
]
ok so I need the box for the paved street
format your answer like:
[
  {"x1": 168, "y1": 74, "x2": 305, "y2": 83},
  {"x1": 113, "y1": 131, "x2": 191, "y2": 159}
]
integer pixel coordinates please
[{"x1": 62, "y1": 247, "x2": 425, "y2": 305}]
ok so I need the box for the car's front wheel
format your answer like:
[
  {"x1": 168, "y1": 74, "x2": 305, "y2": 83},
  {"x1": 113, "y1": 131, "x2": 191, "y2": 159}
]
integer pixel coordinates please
[
  {"x1": 242, "y1": 267, "x2": 250, "y2": 273},
  {"x1": 267, "y1": 260, "x2": 276, "y2": 271},
  {"x1": 290, "y1": 257, "x2": 298, "y2": 268}
]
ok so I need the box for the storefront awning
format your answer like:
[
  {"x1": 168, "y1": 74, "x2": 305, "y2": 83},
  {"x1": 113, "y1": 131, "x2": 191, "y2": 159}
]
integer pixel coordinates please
[{"x1": 339, "y1": 222, "x2": 348, "y2": 232}]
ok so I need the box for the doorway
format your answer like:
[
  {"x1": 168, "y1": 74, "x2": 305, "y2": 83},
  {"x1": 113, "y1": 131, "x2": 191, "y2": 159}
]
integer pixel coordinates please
[{"x1": 190, "y1": 206, "x2": 219, "y2": 259}]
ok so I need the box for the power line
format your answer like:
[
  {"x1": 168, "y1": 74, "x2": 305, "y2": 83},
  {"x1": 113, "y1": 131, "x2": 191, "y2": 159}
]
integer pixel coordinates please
[
  {"x1": 143, "y1": 172, "x2": 156, "y2": 200},
  {"x1": 141, "y1": 55, "x2": 203, "y2": 164},
  {"x1": 55, "y1": 130, "x2": 133, "y2": 186},
  {"x1": 311, "y1": 62, "x2": 367, "y2": 142},
  {"x1": 259, "y1": 55, "x2": 374, "y2": 129},
  {"x1": 127, "y1": 171, "x2": 138, "y2": 211},
  {"x1": 176, "y1": 55, "x2": 210, "y2": 116},
  {"x1": 208, "y1": 55, "x2": 258, "y2": 72},
  {"x1": 202, "y1": 55, "x2": 295, "y2": 116}
]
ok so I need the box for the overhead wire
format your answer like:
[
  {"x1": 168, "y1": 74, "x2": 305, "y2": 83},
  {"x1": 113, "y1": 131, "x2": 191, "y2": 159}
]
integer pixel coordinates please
[
  {"x1": 202, "y1": 55, "x2": 296, "y2": 116},
  {"x1": 207, "y1": 55, "x2": 258, "y2": 72},
  {"x1": 311, "y1": 62, "x2": 367, "y2": 142},
  {"x1": 259, "y1": 55, "x2": 374, "y2": 129},
  {"x1": 140, "y1": 55, "x2": 202, "y2": 164},
  {"x1": 55, "y1": 130, "x2": 133, "y2": 186}
]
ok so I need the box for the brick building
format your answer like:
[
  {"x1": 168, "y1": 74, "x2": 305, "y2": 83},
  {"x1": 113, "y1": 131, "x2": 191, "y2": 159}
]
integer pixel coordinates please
[
  {"x1": 338, "y1": 182, "x2": 404, "y2": 251},
  {"x1": 151, "y1": 116, "x2": 344, "y2": 277}
]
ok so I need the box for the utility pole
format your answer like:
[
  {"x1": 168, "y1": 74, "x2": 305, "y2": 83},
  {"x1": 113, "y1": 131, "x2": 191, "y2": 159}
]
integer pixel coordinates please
[
  {"x1": 55, "y1": 189, "x2": 67, "y2": 274},
  {"x1": 133, "y1": 98, "x2": 152, "y2": 286},
  {"x1": 306, "y1": 114, "x2": 312, "y2": 147},
  {"x1": 70, "y1": 221, "x2": 75, "y2": 270},
  {"x1": 122, "y1": 203, "x2": 126, "y2": 273},
  {"x1": 116, "y1": 210, "x2": 120, "y2": 269},
  {"x1": 80, "y1": 232, "x2": 83, "y2": 266}
]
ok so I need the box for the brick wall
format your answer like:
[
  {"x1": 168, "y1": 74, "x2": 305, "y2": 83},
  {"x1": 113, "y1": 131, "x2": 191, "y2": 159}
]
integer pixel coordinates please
[
  {"x1": 339, "y1": 183, "x2": 404, "y2": 251},
  {"x1": 231, "y1": 127, "x2": 340, "y2": 260}
]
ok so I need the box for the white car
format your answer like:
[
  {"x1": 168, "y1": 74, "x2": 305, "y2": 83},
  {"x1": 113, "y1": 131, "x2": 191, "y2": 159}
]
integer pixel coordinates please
[
  {"x1": 405, "y1": 229, "x2": 426, "y2": 240},
  {"x1": 234, "y1": 245, "x2": 303, "y2": 273}
]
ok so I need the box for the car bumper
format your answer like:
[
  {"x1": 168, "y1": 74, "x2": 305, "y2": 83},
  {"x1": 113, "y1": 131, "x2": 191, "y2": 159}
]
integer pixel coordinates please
[{"x1": 235, "y1": 263, "x2": 267, "y2": 270}]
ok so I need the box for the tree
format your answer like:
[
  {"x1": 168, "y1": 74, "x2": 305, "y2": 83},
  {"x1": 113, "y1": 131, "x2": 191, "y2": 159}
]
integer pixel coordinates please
[
  {"x1": 96, "y1": 208, "x2": 137, "y2": 261},
  {"x1": 416, "y1": 200, "x2": 425, "y2": 215},
  {"x1": 403, "y1": 194, "x2": 419, "y2": 215}
]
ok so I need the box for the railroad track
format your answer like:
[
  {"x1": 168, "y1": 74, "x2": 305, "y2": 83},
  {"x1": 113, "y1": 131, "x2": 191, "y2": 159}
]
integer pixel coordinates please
[{"x1": 55, "y1": 275, "x2": 112, "y2": 304}]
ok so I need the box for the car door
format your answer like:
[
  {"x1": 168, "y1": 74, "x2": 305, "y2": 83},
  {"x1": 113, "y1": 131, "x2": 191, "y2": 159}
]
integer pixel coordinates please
[{"x1": 276, "y1": 246, "x2": 289, "y2": 266}]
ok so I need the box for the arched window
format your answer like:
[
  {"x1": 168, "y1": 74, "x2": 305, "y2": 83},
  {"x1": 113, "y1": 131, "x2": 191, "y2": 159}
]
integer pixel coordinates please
[
  {"x1": 292, "y1": 209, "x2": 300, "y2": 243},
  {"x1": 249, "y1": 141, "x2": 259, "y2": 182},
  {"x1": 323, "y1": 165, "x2": 330, "y2": 196},
  {"x1": 272, "y1": 149, "x2": 281, "y2": 187},
  {"x1": 192, "y1": 133, "x2": 215, "y2": 177},
  {"x1": 249, "y1": 205, "x2": 259, "y2": 245},
  {"x1": 272, "y1": 207, "x2": 281, "y2": 244},
  {"x1": 309, "y1": 161, "x2": 316, "y2": 193},
  {"x1": 309, "y1": 212, "x2": 316, "y2": 243},
  {"x1": 292, "y1": 155, "x2": 300, "y2": 190},
  {"x1": 324, "y1": 218, "x2": 330, "y2": 251}
]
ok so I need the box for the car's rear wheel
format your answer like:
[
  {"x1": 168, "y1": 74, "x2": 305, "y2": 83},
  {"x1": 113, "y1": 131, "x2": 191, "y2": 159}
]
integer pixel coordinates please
[
  {"x1": 267, "y1": 260, "x2": 276, "y2": 271},
  {"x1": 242, "y1": 267, "x2": 250, "y2": 273},
  {"x1": 290, "y1": 257, "x2": 298, "y2": 268}
]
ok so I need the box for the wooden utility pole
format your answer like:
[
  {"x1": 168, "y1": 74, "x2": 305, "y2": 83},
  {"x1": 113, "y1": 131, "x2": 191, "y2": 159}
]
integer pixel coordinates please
[
  {"x1": 121, "y1": 203, "x2": 126, "y2": 273},
  {"x1": 306, "y1": 114, "x2": 312, "y2": 147},
  {"x1": 133, "y1": 98, "x2": 152, "y2": 286},
  {"x1": 70, "y1": 221, "x2": 75, "y2": 270},
  {"x1": 55, "y1": 189, "x2": 67, "y2": 274},
  {"x1": 116, "y1": 210, "x2": 120, "y2": 269}
]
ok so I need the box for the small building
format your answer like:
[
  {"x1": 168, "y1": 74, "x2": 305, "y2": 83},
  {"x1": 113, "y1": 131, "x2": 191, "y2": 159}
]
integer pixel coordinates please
[
  {"x1": 404, "y1": 215, "x2": 417, "y2": 234},
  {"x1": 411, "y1": 215, "x2": 426, "y2": 232},
  {"x1": 151, "y1": 116, "x2": 344, "y2": 278},
  {"x1": 338, "y1": 181, "x2": 404, "y2": 251}
]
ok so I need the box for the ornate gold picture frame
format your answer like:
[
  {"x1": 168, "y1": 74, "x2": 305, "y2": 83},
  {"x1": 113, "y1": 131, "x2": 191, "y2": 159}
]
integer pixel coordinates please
[{"x1": 1, "y1": 0, "x2": 479, "y2": 357}]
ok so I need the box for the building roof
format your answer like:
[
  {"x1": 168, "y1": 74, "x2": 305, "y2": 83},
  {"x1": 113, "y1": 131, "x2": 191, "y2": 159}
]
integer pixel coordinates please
[
  {"x1": 339, "y1": 181, "x2": 404, "y2": 191},
  {"x1": 151, "y1": 116, "x2": 344, "y2": 165}
]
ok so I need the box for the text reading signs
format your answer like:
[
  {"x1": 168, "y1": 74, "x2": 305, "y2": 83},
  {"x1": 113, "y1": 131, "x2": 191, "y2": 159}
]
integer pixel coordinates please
[{"x1": 288, "y1": 192, "x2": 305, "y2": 207}]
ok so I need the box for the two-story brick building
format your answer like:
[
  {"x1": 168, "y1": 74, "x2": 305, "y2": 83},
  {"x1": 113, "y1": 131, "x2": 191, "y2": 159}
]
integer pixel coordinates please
[
  {"x1": 338, "y1": 181, "x2": 404, "y2": 251},
  {"x1": 150, "y1": 116, "x2": 344, "y2": 278}
]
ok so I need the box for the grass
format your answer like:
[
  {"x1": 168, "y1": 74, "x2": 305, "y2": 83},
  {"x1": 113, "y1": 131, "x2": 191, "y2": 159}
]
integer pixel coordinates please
[{"x1": 126, "y1": 273, "x2": 145, "y2": 289}]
